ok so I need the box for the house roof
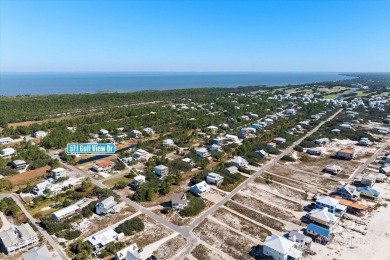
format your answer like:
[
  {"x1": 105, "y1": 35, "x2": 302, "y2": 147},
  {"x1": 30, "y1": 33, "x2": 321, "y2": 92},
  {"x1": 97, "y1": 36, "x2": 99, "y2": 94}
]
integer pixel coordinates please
[
  {"x1": 230, "y1": 156, "x2": 248, "y2": 165},
  {"x1": 192, "y1": 181, "x2": 210, "y2": 192},
  {"x1": 115, "y1": 243, "x2": 140, "y2": 260},
  {"x1": 0, "y1": 223, "x2": 37, "y2": 248},
  {"x1": 172, "y1": 192, "x2": 187, "y2": 204},
  {"x1": 309, "y1": 208, "x2": 339, "y2": 223},
  {"x1": 264, "y1": 234, "x2": 297, "y2": 255},
  {"x1": 331, "y1": 196, "x2": 368, "y2": 210},
  {"x1": 86, "y1": 228, "x2": 118, "y2": 247},
  {"x1": 207, "y1": 172, "x2": 223, "y2": 180},
  {"x1": 52, "y1": 167, "x2": 65, "y2": 173},
  {"x1": 52, "y1": 204, "x2": 80, "y2": 219},
  {"x1": 96, "y1": 160, "x2": 114, "y2": 168},
  {"x1": 307, "y1": 223, "x2": 330, "y2": 237},
  {"x1": 226, "y1": 166, "x2": 238, "y2": 173},
  {"x1": 155, "y1": 165, "x2": 168, "y2": 170},
  {"x1": 316, "y1": 195, "x2": 339, "y2": 207},
  {"x1": 98, "y1": 196, "x2": 117, "y2": 209},
  {"x1": 338, "y1": 149, "x2": 355, "y2": 154},
  {"x1": 357, "y1": 187, "x2": 380, "y2": 196},
  {"x1": 13, "y1": 159, "x2": 26, "y2": 165},
  {"x1": 23, "y1": 246, "x2": 53, "y2": 260}
]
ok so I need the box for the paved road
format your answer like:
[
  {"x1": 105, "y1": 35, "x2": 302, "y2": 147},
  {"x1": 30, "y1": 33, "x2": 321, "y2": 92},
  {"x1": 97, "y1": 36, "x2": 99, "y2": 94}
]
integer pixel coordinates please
[
  {"x1": 0, "y1": 194, "x2": 68, "y2": 260},
  {"x1": 347, "y1": 140, "x2": 390, "y2": 181}
]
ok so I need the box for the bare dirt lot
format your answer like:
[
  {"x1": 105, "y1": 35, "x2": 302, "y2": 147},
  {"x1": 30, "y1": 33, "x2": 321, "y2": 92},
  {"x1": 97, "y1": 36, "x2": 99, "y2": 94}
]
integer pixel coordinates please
[
  {"x1": 231, "y1": 194, "x2": 302, "y2": 226},
  {"x1": 191, "y1": 244, "x2": 225, "y2": 260},
  {"x1": 152, "y1": 235, "x2": 186, "y2": 260},
  {"x1": 193, "y1": 218, "x2": 254, "y2": 260},
  {"x1": 8, "y1": 166, "x2": 50, "y2": 185},
  {"x1": 225, "y1": 201, "x2": 286, "y2": 232},
  {"x1": 269, "y1": 165, "x2": 341, "y2": 190},
  {"x1": 212, "y1": 208, "x2": 271, "y2": 241},
  {"x1": 253, "y1": 177, "x2": 309, "y2": 202},
  {"x1": 242, "y1": 185, "x2": 303, "y2": 211}
]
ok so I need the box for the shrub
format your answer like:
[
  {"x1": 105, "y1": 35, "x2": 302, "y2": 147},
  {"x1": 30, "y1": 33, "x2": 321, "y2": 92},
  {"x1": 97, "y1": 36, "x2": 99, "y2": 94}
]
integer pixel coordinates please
[
  {"x1": 181, "y1": 196, "x2": 206, "y2": 217},
  {"x1": 114, "y1": 217, "x2": 144, "y2": 236},
  {"x1": 293, "y1": 145, "x2": 304, "y2": 152},
  {"x1": 63, "y1": 230, "x2": 81, "y2": 240},
  {"x1": 281, "y1": 155, "x2": 296, "y2": 162},
  {"x1": 114, "y1": 181, "x2": 128, "y2": 190}
]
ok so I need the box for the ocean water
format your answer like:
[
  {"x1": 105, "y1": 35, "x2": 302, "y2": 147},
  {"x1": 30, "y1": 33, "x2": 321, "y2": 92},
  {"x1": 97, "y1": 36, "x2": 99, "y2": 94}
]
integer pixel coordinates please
[{"x1": 0, "y1": 72, "x2": 354, "y2": 96}]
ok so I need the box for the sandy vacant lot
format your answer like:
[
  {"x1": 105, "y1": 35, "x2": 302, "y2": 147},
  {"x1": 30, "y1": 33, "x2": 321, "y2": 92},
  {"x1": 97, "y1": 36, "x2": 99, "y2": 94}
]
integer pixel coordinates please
[{"x1": 8, "y1": 166, "x2": 50, "y2": 185}]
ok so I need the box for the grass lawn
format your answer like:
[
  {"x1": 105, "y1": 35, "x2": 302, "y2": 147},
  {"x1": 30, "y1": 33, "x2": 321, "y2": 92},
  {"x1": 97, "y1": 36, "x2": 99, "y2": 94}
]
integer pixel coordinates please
[
  {"x1": 103, "y1": 175, "x2": 132, "y2": 187},
  {"x1": 28, "y1": 198, "x2": 58, "y2": 218}
]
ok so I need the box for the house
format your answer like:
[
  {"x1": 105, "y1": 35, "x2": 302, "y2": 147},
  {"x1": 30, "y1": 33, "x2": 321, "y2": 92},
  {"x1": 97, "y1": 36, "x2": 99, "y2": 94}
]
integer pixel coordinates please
[
  {"x1": 240, "y1": 127, "x2": 256, "y2": 136},
  {"x1": 336, "y1": 149, "x2": 356, "y2": 160},
  {"x1": 263, "y1": 234, "x2": 303, "y2": 260},
  {"x1": 206, "y1": 172, "x2": 224, "y2": 185},
  {"x1": 182, "y1": 158, "x2": 192, "y2": 164},
  {"x1": 33, "y1": 131, "x2": 47, "y2": 138},
  {"x1": 86, "y1": 228, "x2": 123, "y2": 252},
  {"x1": 256, "y1": 149, "x2": 269, "y2": 158},
  {"x1": 229, "y1": 156, "x2": 248, "y2": 167},
  {"x1": 96, "y1": 196, "x2": 117, "y2": 215},
  {"x1": 190, "y1": 181, "x2": 211, "y2": 196},
  {"x1": 0, "y1": 148, "x2": 16, "y2": 157},
  {"x1": 212, "y1": 137, "x2": 224, "y2": 144},
  {"x1": 92, "y1": 160, "x2": 115, "y2": 172},
  {"x1": 0, "y1": 137, "x2": 13, "y2": 145},
  {"x1": 267, "y1": 142, "x2": 277, "y2": 148},
  {"x1": 142, "y1": 127, "x2": 155, "y2": 135},
  {"x1": 334, "y1": 184, "x2": 360, "y2": 200},
  {"x1": 205, "y1": 125, "x2": 218, "y2": 133},
  {"x1": 12, "y1": 160, "x2": 27, "y2": 170},
  {"x1": 361, "y1": 174, "x2": 376, "y2": 187},
  {"x1": 330, "y1": 195, "x2": 368, "y2": 215},
  {"x1": 0, "y1": 223, "x2": 38, "y2": 255},
  {"x1": 225, "y1": 166, "x2": 238, "y2": 174},
  {"x1": 324, "y1": 164, "x2": 342, "y2": 175},
  {"x1": 99, "y1": 129, "x2": 109, "y2": 135},
  {"x1": 51, "y1": 167, "x2": 67, "y2": 179},
  {"x1": 264, "y1": 118, "x2": 273, "y2": 125},
  {"x1": 306, "y1": 223, "x2": 331, "y2": 241},
  {"x1": 307, "y1": 148, "x2": 321, "y2": 156},
  {"x1": 357, "y1": 187, "x2": 380, "y2": 199},
  {"x1": 115, "y1": 243, "x2": 140, "y2": 260},
  {"x1": 224, "y1": 134, "x2": 239, "y2": 143},
  {"x1": 130, "y1": 130, "x2": 142, "y2": 138},
  {"x1": 23, "y1": 245, "x2": 53, "y2": 260},
  {"x1": 132, "y1": 149, "x2": 149, "y2": 160},
  {"x1": 195, "y1": 148, "x2": 210, "y2": 158},
  {"x1": 51, "y1": 204, "x2": 80, "y2": 221},
  {"x1": 287, "y1": 230, "x2": 312, "y2": 250},
  {"x1": 154, "y1": 165, "x2": 168, "y2": 177},
  {"x1": 314, "y1": 138, "x2": 330, "y2": 145},
  {"x1": 331, "y1": 129, "x2": 341, "y2": 135},
  {"x1": 171, "y1": 192, "x2": 188, "y2": 211},
  {"x1": 339, "y1": 123, "x2": 352, "y2": 129},
  {"x1": 309, "y1": 208, "x2": 339, "y2": 227},
  {"x1": 379, "y1": 166, "x2": 390, "y2": 175},
  {"x1": 162, "y1": 139, "x2": 174, "y2": 147},
  {"x1": 315, "y1": 195, "x2": 347, "y2": 216},
  {"x1": 33, "y1": 181, "x2": 52, "y2": 196},
  {"x1": 374, "y1": 173, "x2": 387, "y2": 182},
  {"x1": 208, "y1": 144, "x2": 222, "y2": 152},
  {"x1": 285, "y1": 108, "x2": 296, "y2": 115},
  {"x1": 130, "y1": 175, "x2": 146, "y2": 189},
  {"x1": 273, "y1": 137, "x2": 286, "y2": 144},
  {"x1": 89, "y1": 133, "x2": 99, "y2": 139},
  {"x1": 359, "y1": 138, "x2": 371, "y2": 146}
]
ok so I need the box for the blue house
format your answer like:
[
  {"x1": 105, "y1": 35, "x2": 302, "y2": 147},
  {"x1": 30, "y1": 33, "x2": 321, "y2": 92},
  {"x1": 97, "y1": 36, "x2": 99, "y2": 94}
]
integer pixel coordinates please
[
  {"x1": 306, "y1": 223, "x2": 331, "y2": 241},
  {"x1": 357, "y1": 187, "x2": 380, "y2": 199}
]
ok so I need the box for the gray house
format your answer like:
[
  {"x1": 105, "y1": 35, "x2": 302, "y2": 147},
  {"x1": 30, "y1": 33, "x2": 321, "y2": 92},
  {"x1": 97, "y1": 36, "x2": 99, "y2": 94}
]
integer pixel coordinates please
[{"x1": 334, "y1": 184, "x2": 360, "y2": 200}]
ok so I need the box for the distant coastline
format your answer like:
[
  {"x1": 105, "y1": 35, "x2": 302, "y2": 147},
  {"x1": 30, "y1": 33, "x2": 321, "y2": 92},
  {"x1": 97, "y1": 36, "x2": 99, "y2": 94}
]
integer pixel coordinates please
[{"x1": 0, "y1": 72, "x2": 355, "y2": 96}]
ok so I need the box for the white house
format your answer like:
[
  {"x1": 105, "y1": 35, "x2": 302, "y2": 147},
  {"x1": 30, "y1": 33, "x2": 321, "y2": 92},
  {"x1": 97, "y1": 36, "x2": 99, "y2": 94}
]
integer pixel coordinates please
[
  {"x1": 225, "y1": 166, "x2": 238, "y2": 174},
  {"x1": 309, "y1": 208, "x2": 339, "y2": 228},
  {"x1": 0, "y1": 137, "x2": 13, "y2": 145},
  {"x1": 195, "y1": 148, "x2": 210, "y2": 158},
  {"x1": 315, "y1": 195, "x2": 347, "y2": 216},
  {"x1": 115, "y1": 243, "x2": 140, "y2": 260},
  {"x1": 142, "y1": 127, "x2": 155, "y2": 135},
  {"x1": 154, "y1": 165, "x2": 169, "y2": 177},
  {"x1": 0, "y1": 148, "x2": 16, "y2": 157},
  {"x1": 130, "y1": 175, "x2": 146, "y2": 189},
  {"x1": 285, "y1": 108, "x2": 296, "y2": 115},
  {"x1": 86, "y1": 228, "x2": 123, "y2": 252},
  {"x1": 273, "y1": 137, "x2": 286, "y2": 144},
  {"x1": 33, "y1": 131, "x2": 47, "y2": 138},
  {"x1": 51, "y1": 204, "x2": 80, "y2": 221},
  {"x1": 263, "y1": 234, "x2": 303, "y2": 260},
  {"x1": 256, "y1": 149, "x2": 269, "y2": 158},
  {"x1": 33, "y1": 181, "x2": 52, "y2": 196},
  {"x1": 130, "y1": 130, "x2": 142, "y2": 138},
  {"x1": 0, "y1": 223, "x2": 38, "y2": 255},
  {"x1": 12, "y1": 160, "x2": 27, "y2": 171},
  {"x1": 22, "y1": 245, "x2": 53, "y2": 260},
  {"x1": 99, "y1": 129, "x2": 109, "y2": 135},
  {"x1": 239, "y1": 127, "x2": 256, "y2": 136},
  {"x1": 132, "y1": 149, "x2": 149, "y2": 160},
  {"x1": 205, "y1": 125, "x2": 218, "y2": 132},
  {"x1": 224, "y1": 134, "x2": 239, "y2": 143},
  {"x1": 171, "y1": 192, "x2": 188, "y2": 211},
  {"x1": 229, "y1": 156, "x2": 248, "y2": 167},
  {"x1": 96, "y1": 196, "x2": 117, "y2": 215},
  {"x1": 51, "y1": 167, "x2": 67, "y2": 179},
  {"x1": 190, "y1": 181, "x2": 211, "y2": 196},
  {"x1": 162, "y1": 139, "x2": 174, "y2": 147},
  {"x1": 209, "y1": 144, "x2": 222, "y2": 152},
  {"x1": 206, "y1": 172, "x2": 224, "y2": 185}
]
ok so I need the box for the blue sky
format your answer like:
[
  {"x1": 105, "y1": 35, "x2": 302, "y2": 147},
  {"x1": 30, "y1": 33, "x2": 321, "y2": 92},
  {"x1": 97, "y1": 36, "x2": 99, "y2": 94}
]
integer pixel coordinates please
[{"x1": 0, "y1": 0, "x2": 389, "y2": 72}]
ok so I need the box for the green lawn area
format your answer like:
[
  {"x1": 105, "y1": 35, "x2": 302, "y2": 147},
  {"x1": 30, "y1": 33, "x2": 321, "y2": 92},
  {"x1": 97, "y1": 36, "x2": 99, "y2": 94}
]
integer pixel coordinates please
[
  {"x1": 28, "y1": 198, "x2": 58, "y2": 218},
  {"x1": 103, "y1": 175, "x2": 132, "y2": 187}
]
